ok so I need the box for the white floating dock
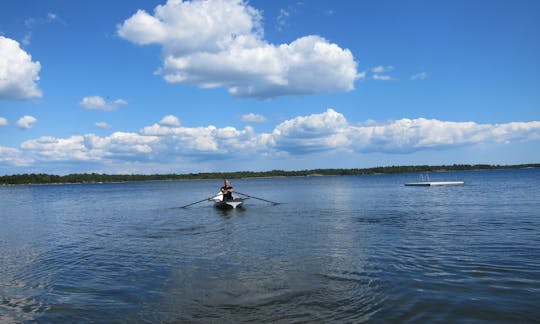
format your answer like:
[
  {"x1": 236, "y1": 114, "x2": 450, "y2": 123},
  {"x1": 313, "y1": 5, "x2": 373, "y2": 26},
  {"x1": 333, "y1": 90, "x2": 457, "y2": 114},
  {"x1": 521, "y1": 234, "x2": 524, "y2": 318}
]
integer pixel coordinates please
[{"x1": 404, "y1": 181, "x2": 464, "y2": 186}]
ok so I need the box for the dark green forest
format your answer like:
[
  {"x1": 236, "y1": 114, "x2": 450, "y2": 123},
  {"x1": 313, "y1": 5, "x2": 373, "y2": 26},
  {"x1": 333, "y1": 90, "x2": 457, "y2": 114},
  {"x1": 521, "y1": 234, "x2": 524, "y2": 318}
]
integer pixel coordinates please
[{"x1": 1, "y1": 164, "x2": 538, "y2": 185}]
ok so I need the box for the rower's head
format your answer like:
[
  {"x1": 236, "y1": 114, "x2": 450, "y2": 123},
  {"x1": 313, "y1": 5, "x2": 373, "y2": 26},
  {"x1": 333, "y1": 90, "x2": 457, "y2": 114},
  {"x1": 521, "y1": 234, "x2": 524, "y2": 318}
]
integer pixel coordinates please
[{"x1": 224, "y1": 179, "x2": 230, "y2": 186}]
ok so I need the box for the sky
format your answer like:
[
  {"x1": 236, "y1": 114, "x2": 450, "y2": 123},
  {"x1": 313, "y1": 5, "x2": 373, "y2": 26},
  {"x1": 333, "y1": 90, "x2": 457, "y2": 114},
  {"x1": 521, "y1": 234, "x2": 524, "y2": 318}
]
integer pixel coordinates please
[{"x1": 0, "y1": 0, "x2": 539, "y2": 175}]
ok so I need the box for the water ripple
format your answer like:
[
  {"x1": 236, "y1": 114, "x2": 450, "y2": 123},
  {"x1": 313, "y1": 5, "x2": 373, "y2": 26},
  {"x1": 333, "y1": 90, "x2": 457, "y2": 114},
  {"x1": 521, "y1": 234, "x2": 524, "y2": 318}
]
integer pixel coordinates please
[{"x1": 1, "y1": 169, "x2": 540, "y2": 322}]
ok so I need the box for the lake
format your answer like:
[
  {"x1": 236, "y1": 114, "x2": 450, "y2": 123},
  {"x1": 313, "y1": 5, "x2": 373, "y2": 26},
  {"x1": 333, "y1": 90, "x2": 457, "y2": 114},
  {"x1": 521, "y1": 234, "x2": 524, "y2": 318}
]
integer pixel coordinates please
[{"x1": 1, "y1": 168, "x2": 539, "y2": 322}]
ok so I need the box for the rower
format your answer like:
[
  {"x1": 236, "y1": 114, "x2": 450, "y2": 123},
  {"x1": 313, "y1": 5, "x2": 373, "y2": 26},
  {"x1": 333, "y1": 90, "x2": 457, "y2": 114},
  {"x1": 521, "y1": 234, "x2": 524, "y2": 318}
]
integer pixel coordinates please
[{"x1": 220, "y1": 179, "x2": 234, "y2": 201}]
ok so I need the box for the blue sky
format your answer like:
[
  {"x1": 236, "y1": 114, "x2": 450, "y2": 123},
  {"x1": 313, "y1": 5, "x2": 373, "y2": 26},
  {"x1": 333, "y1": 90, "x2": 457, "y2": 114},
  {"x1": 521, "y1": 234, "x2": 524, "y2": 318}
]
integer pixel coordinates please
[{"x1": 1, "y1": 0, "x2": 539, "y2": 174}]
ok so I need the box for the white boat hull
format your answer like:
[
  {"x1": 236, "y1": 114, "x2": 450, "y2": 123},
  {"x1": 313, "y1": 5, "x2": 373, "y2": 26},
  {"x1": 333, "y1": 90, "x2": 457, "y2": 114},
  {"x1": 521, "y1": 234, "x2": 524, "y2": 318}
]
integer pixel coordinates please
[{"x1": 214, "y1": 198, "x2": 245, "y2": 209}]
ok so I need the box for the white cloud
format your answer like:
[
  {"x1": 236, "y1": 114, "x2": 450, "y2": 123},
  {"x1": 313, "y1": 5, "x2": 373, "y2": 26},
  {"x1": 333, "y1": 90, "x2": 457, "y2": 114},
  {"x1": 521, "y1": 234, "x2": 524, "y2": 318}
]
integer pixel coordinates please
[
  {"x1": 0, "y1": 146, "x2": 32, "y2": 166},
  {"x1": 21, "y1": 135, "x2": 92, "y2": 161},
  {"x1": 22, "y1": 12, "x2": 61, "y2": 46},
  {"x1": 140, "y1": 116, "x2": 257, "y2": 154},
  {"x1": 369, "y1": 65, "x2": 395, "y2": 81},
  {"x1": 95, "y1": 121, "x2": 111, "y2": 129},
  {"x1": 276, "y1": 9, "x2": 290, "y2": 31},
  {"x1": 411, "y1": 72, "x2": 428, "y2": 80},
  {"x1": 372, "y1": 74, "x2": 393, "y2": 81},
  {"x1": 371, "y1": 65, "x2": 394, "y2": 73},
  {"x1": 20, "y1": 132, "x2": 161, "y2": 162},
  {"x1": 241, "y1": 113, "x2": 266, "y2": 122},
  {"x1": 356, "y1": 71, "x2": 367, "y2": 80},
  {"x1": 118, "y1": 0, "x2": 359, "y2": 98},
  {"x1": 86, "y1": 132, "x2": 160, "y2": 157},
  {"x1": 0, "y1": 36, "x2": 42, "y2": 100},
  {"x1": 351, "y1": 118, "x2": 540, "y2": 153},
  {"x1": 16, "y1": 115, "x2": 37, "y2": 129},
  {"x1": 268, "y1": 110, "x2": 540, "y2": 155},
  {"x1": 159, "y1": 115, "x2": 180, "y2": 126},
  {"x1": 118, "y1": 0, "x2": 262, "y2": 52},
  {"x1": 0, "y1": 117, "x2": 7, "y2": 126},
  {"x1": 113, "y1": 99, "x2": 128, "y2": 105},
  {"x1": 80, "y1": 96, "x2": 128, "y2": 111},
  {"x1": 24, "y1": 12, "x2": 59, "y2": 29},
  {"x1": 1, "y1": 110, "x2": 539, "y2": 170},
  {"x1": 47, "y1": 13, "x2": 59, "y2": 22},
  {"x1": 272, "y1": 109, "x2": 348, "y2": 152}
]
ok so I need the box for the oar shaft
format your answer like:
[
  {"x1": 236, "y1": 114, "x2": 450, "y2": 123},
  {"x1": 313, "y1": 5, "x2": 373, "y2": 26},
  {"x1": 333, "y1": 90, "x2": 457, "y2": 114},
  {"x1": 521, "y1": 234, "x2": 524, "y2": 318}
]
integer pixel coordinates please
[
  {"x1": 235, "y1": 191, "x2": 280, "y2": 204},
  {"x1": 180, "y1": 193, "x2": 223, "y2": 208},
  {"x1": 180, "y1": 198, "x2": 209, "y2": 208}
]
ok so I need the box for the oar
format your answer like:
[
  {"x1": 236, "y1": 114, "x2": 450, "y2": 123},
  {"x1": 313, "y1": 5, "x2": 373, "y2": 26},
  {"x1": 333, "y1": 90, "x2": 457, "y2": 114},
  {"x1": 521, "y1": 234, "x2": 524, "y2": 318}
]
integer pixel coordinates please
[
  {"x1": 178, "y1": 193, "x2": 222, "y2": 208},
  {"x1": 235, "y1": 191, "x2": 281, "y2": 205}
]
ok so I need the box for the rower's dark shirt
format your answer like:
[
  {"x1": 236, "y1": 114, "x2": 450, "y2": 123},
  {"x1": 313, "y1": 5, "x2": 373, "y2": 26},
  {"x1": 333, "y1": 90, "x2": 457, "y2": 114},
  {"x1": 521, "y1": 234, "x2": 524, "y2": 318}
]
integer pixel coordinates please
[{"x1": 221, "y1": 185, "x2": 233, "y2": 200}]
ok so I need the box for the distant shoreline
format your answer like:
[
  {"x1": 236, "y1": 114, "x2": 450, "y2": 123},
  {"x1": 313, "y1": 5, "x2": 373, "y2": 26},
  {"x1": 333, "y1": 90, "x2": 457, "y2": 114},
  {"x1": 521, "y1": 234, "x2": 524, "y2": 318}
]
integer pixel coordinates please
[{"x1": 1, "y1": 163, "x2": 538, "y2": 186}]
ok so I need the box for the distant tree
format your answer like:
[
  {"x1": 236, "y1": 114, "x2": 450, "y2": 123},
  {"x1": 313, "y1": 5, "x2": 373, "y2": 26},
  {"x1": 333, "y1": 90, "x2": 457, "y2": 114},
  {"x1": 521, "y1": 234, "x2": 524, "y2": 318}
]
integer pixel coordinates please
[{"x1": 1, "y1": 164, "x2": 538, "y2": 185}]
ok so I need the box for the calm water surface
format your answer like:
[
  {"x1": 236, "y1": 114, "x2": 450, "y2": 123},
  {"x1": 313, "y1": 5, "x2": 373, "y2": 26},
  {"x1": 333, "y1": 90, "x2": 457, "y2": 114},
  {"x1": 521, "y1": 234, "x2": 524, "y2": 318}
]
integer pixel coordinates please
[{"x1": 1, "y1": 169, "x2": 540, "y2": 322}]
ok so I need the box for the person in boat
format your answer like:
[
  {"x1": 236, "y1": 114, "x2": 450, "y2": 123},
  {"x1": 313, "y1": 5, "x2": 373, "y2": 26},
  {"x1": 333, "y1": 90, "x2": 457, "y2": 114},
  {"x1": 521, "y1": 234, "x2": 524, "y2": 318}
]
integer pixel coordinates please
[{"x1": 220, "y1": 179, "x2": 234, "y2": 201}]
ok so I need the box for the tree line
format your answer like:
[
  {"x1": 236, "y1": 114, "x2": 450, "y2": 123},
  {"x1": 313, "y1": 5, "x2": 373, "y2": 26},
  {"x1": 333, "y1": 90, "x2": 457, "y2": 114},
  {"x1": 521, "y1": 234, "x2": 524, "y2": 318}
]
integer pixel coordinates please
[{"x1": 1, "y1": 164, "x2": 538, "y2": 185}]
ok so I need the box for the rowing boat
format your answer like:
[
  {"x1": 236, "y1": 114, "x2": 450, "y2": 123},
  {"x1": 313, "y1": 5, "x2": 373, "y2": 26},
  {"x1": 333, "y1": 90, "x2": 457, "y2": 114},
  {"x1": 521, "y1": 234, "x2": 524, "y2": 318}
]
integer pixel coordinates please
[
  {"x1": 180, "y1": 191, "x2": 276, "y2": 209},
  {"x1": 209, "y1": 192, "x2": 247, "y2": 209},
  {"x1": 214, "y1": 198, "x2": 247, "y2": 209}
]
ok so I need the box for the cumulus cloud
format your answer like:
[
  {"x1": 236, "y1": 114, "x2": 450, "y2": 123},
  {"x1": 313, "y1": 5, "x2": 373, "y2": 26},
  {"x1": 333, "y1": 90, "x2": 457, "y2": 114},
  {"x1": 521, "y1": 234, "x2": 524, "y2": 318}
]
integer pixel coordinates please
[
  {"x1": 95, "y1": 121, "x2": 111, "y2": 129},
  {"x1": 241, "y1": 113, "x2": 266, "y2": 122},
  {"x1": 117, "y1": 0, "x2": 359, "y2": 98},
  {"x1": 0, "y1": 36, "x2": 42, "y2": 100},
  {"x1": 21, "y1": 135, "x2": 92, "y2": 161},
  {"x1": 20, "y1": 132, "x2": 161, "y2": 162},
  {"x1": 411, "y1": 72, "x2": 428, "y2": 80},
  {"x1": 1, "y1": 110, "x2": 539, "y2": 169},
  {"x1": 271, "y1": 109, "x2": 349, "y2": 153},
  {"x1": 0, "y1": 146, "x2": 32, "y2": 166},
  {"x1": 80, "y1": 96, "x2": 128, "y2": 111},
  {"x1": 269, "y1": 110, "x2": 540, "y2": 154},
  {"x1": 140, "y1": 116, "x2": 258, "y2": 154},
  {"x1": 16, "y1": 115, "x2": 37, "y2": 129},
  {"x1": 0, "y1": 117, "x2": 7, "y2": 126},
  {"x1": 159, "y1": 115, "x2": 181, "y2": 126},
  {"x1": 85, "y1": 132, "x2": 160, "y2": 157}
]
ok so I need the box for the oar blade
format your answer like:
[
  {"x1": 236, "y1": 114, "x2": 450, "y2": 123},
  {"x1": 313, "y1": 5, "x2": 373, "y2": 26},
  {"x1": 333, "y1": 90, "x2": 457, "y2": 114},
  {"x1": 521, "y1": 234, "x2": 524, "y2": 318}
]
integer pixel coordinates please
[
  {"x1": 179, "y1": 192, "x2": 224, "y2": 208},
  {"x1": 235, "y1": 191, "x2": 281, "y2": 205}
]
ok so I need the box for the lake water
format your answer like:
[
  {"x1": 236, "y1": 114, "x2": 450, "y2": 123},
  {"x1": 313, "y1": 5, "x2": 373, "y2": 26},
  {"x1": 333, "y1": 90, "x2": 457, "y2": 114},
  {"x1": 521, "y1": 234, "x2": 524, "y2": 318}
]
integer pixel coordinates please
[{"x1": 1, "y1": 169, "x2": 540, "y2": 322}]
